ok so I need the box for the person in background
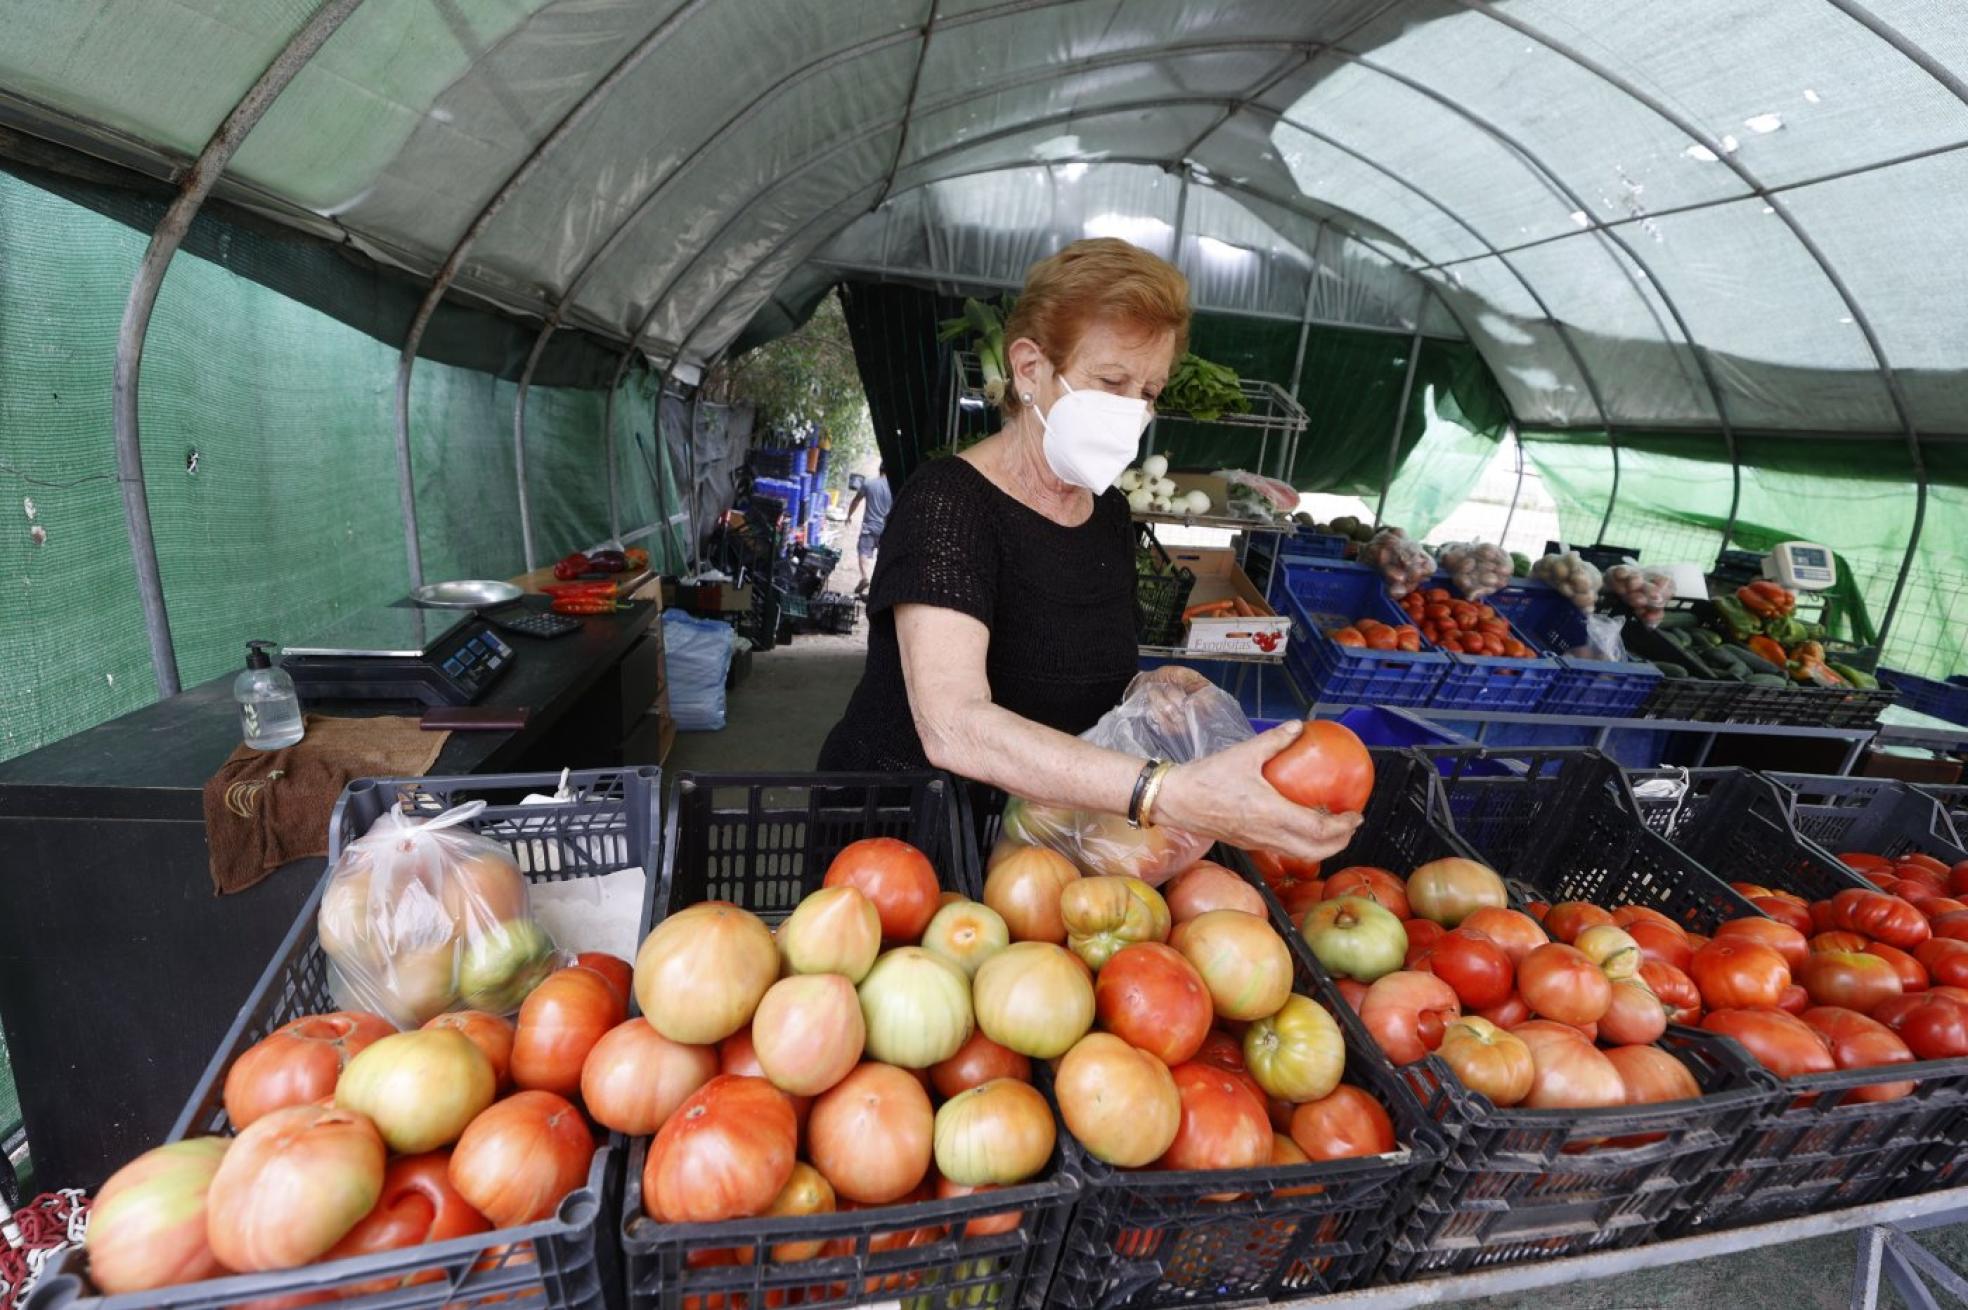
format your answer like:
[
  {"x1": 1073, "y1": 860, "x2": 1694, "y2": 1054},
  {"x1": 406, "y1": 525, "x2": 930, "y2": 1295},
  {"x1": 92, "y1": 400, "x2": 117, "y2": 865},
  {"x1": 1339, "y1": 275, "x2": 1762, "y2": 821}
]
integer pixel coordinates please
[
  {"x1": 817, "y1": 239, "x2": 1353, "y2": 866},
  {"x1": 846, "y1": 463, "x2": 892, "y2": 598}
]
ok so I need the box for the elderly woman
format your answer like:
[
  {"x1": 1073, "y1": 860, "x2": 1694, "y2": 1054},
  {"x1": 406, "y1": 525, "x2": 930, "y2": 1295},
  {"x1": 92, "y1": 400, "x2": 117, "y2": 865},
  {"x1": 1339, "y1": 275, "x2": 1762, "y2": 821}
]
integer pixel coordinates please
[{"x1": 819, "y1": 239, "x2": 1355, "y2": 865}]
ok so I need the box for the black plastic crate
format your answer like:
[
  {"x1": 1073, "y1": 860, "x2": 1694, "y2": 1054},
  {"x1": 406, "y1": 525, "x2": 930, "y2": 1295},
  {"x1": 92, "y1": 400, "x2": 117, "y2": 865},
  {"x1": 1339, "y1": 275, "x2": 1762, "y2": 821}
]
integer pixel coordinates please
[
  {"x1": 1766, "y1": 772, "x2": 1968, "y2": 868},
  {"x1": 1918, "y1": 783, "x2": 1968, "y2": 839},
  {"x1": 1134, "y1": 527, "x2": 1196, "y2": 647},
  {"x1": 1638, "y1": 676, "x2": 1742, "y2": 723},
  {"x1": 1431, "y1": 748, "x2": 1764, "y2": 931},
  {"x1": 1270, "y1": 751, "x2": 1776, "y2": 1278},
  {"x1": 1614, "y1": 770, "x2": 1968, "y2": 1232},
  {"x1": 621, "y1": 772, "x2": 1078, "y2": 1310},
  {"x1": 30, "y1": 769, "x2": 660, "y2": 1310},
  {"x1": 1625, "y1": 767, "x2": 1874, "y2": 903}
]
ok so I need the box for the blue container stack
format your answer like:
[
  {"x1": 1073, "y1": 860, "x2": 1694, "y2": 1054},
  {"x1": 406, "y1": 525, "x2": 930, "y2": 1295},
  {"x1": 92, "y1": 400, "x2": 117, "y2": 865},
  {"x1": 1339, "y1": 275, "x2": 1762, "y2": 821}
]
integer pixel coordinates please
[
  {"x1": 1275, "y1": 560, "x2": 1450, "y2": 708},
  {"x1": 751, "y1": 476, "x2": 801, "y2": 526},
  {"x1": 1486, "y1": 579, "x2": 1663, "y2": 716},
  {"x1": 1878, "y1": 668, "x2": 1968, "y2": 727}
]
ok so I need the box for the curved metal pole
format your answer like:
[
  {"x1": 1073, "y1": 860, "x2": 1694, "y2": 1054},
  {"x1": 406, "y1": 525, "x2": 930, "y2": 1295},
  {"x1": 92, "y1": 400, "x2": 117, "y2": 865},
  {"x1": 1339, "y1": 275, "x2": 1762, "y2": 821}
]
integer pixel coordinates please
[
  {"x1": 393, "y1": 0, "x2": 717, "y2": 589},
  {"x1": 605, "y1": 348, "x2": 633, "y2": 543},
  {"x1": 1458, "y1": 0, "x2": 1926, "y2": 633},
  {"x1": 1329, "y1": 49, "x2": 1738, "y2": 526},
  {"x1": 511, "y1": 338, "x2": 544, "y2": 572},
  {"x1": 873, "y1": 0, "x2": 939, "y2": 212},
  {"x1": 114, "y1": 0, "x2": 362, "y2": 697}
]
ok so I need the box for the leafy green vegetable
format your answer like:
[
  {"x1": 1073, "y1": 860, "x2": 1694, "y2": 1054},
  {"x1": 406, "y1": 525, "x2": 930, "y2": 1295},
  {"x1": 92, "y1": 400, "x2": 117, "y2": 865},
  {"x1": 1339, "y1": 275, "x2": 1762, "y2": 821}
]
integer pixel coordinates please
[
  {"x1": 938, "y1": 295, "x2": 1014, "y2": 405},
  {"x1": 1159, "y1": 353, "x2": 1251, "y2": 421}
]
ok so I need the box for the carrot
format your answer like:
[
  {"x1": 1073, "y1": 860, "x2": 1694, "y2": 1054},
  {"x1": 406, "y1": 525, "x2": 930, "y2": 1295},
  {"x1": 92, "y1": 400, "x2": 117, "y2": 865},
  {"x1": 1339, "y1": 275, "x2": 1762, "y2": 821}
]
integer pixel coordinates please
[{"x1": 1183, "y1": 599, "x2": 1235, "y2": 621}]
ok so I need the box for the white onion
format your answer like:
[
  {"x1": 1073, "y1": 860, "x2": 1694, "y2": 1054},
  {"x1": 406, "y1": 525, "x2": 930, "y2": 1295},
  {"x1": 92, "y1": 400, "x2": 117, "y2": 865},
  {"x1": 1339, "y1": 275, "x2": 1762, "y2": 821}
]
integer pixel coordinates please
[{"x1": 1143, "y1": 454, "x2": 1169, "y2": 479}]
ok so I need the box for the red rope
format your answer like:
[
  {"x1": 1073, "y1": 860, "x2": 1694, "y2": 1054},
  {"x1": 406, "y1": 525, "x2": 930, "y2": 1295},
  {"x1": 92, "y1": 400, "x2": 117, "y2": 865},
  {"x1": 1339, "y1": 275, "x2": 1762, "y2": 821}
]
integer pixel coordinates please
[{"x1": 2, "y1": 1190, "x2": 91, "y2": 1310}]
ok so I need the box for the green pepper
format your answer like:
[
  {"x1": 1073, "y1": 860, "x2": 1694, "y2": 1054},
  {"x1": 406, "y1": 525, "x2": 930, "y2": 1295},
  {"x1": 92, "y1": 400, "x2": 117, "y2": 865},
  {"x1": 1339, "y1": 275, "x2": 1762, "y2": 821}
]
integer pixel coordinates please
[
  {"x1": 1711, "y1": 595, "x2": 1762, "y2": 643},
  {"x1": 1762, "y1": 615, "x2": 1812, "y2": 647},
  {"x1": 1829, "y1": 663, "x2": 1878, "y2": 690}
]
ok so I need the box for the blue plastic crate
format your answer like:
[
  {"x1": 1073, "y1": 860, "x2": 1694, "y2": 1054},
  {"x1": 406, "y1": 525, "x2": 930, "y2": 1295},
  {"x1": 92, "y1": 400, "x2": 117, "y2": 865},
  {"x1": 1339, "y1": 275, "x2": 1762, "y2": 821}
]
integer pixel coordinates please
[
  {"x1": 1880, "y1": 667, "x2": 1968, "y2": 727},
  {"x1": 1486, "y1": 579, "x2": 1662, "y2": 717},
  {"x1": 1276, "y1": 560, "x2": 1449, "y2": 708},
  {"x1": 1261, "y1": 530, "x2": 1351, "y2": 604},
  {"x1": 1400, "y1": 583, "x2": 1562, "y2": 712}
]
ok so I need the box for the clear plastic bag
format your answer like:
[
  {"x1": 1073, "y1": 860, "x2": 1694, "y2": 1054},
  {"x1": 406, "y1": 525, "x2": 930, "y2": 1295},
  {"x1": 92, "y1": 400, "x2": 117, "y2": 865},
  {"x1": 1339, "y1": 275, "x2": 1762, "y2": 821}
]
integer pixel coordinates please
[
  {"x1": 1570, "y1": 612, "x2": 1629, "y2": 662},
  {"x1": 1437, "y1": 541, "x2": 1515, "y2": 601},
  {"x1": 1529, "y1": 549, "x2": 1603, "y2": 611},
  {"x1": 1357, "y1": 528, "x2": 1438, "y2": 599},
  {"x1": 988, "y1": 668, "x2": 1253, "y2": 887},
  {"x1": 1604, "y1": 562, "x2": 1676, "y2": 627},
  {"x1": 319, "y1": 801, "x2": 567, "y2": 1027}
]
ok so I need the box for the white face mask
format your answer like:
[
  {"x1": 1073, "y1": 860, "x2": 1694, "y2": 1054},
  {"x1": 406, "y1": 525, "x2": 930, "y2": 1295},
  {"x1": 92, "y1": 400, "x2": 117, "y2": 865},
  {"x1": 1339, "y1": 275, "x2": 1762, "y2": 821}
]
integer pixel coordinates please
[{"x1": 1033, "y1": 377, "x2": 1152, "y2": 492}]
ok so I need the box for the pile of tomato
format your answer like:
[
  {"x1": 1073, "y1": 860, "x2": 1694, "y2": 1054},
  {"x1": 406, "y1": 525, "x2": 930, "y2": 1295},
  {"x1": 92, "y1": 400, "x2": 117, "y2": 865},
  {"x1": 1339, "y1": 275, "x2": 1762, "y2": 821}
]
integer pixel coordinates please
[
  {"x1": 1682, "y1": 849, "x2": 1968, "y2": 1083},
  {"x1": 1393, "y1": 587, "x2": 1538, "y2": 659},
  {"x1": 84, "y1": 951, "x2": 632, "y2": 1297},
  {"x1": 1329, "y1": 616, "x2": 1424, "y2": 653},
  {"x1": 1287, "y1": 857, "x2": 1702, "y2": 1110}
]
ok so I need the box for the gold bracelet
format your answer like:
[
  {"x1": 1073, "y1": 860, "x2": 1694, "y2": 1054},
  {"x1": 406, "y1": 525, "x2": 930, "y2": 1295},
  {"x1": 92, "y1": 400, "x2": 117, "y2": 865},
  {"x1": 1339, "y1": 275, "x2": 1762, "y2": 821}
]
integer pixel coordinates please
[{"x1": 1138, "y1": 760, "x2": 1176, "y2": 828}]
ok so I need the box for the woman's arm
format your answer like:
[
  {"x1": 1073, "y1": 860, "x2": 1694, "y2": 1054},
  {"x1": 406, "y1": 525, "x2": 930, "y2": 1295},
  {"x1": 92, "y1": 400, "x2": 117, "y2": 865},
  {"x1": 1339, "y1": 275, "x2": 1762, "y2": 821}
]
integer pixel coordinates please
[{"x1": 896, "y1": 604, "x2": 1359, "y2": 863}]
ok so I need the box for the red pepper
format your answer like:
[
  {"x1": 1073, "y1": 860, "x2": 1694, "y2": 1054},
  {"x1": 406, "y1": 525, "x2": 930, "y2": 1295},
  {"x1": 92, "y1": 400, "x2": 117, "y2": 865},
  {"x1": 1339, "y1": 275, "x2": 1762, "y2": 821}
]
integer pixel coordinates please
[
  {"x1": 543, "y1": 581, "x2": 617, "y2": 598},
  {"x1": 552, "y1": 596, "x2": 624, "y2": 616},
  {"x1": 552, "y1": 552, "x2": 592, "y2": 581}
]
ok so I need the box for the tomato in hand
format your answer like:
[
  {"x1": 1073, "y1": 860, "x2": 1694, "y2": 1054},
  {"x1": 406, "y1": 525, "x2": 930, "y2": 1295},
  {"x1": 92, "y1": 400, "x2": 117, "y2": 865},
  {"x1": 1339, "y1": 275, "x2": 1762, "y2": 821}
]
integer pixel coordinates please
[
  {"x1": 1689, "y1": 939, "x2": 1790, "y2": 1010},
  {"x1": 1417, "y1": 929, "x2": 1514, "y2": 1009},
  {"x1": 1262, "y1": 721, "x2": 1374, "y2": 815}
]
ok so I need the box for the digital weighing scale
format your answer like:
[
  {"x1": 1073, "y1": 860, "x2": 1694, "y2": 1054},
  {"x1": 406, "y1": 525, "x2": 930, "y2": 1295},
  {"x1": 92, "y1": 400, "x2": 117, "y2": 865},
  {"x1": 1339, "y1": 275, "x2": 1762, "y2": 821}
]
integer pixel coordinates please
[{"x1": 281, "y1": 606, "x2": 515, "y2": 706}]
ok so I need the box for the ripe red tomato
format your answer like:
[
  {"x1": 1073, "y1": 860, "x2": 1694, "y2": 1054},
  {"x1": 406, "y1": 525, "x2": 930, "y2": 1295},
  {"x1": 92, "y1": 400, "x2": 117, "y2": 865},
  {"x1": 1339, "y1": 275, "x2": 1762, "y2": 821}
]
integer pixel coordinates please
[
  {"x1": 322, "y1": 1152, "x2": 490, "y2": 1285},
  {"x1": 643, "y1": 1075, "x2": 797, "y2": 1222},
  {"x1": 1093, "y1": 942, "x2": 1212, "y2": 1066},
  {"x1": 1832, "y1": 889, "x2": 1931, "y2": 950},
  {"x1": 1416, "y1": 929, "x2": 1514, "y2": 1009},
  {"x1": 1542, "y1": 902, "x2": 1613, "y2": 946},
  {"x1": 1701, "y1": 1008, "x2": 1835, "y2": 1079},
  {"x1": 1639, "y1": 960, "x2": 1702, "y2": 1025},
  {"x1": 824, "y1": 838, "x2": 941, "y2": 943},
  {"x1": 1518, "y1": 943, "x2": 1612, "y2": 1026},
  {"x1": 1810, "y1": 931, "x2": 1871, "y2": 955},
  {"x1": 1840, "y1": 853, "x2": 1893, "y2": 874},
  {"x1": 1951, "y1": 862, "x2": 1968, "y2": 897},
  {"x1": 1751, "y1": 897, "x2": 1814, "y2": 936},
  {"x1": 1599, "y1": 978, "x2": 1668, "y2": 1045},
  {"x1": 1776, "y1": 984, "x2": 1810, "y2": 1015},
  {"x1": 1611, "y1": 905, "x2": 1688, "y2": 938},
  {"x1": 575, "y1": 952, "x2": 633, "y2": 1008},
  {"x1": 1461, "y1": 908, "x2": 1549, "y2": 966},
  {"x1": 1931, "y1": 911, "x2": 1968, "y2": 943},
  {"x1": 1625, "y1": 920, "x2": 1693, "y2": 973},
  {"x1": 1288, "y1": 1085, "x2": 1395, "y2": 1161},
  {"x1": 1689, "y1": 939, "x2": 1790, "y2": 1010},
  {"x1": 1899, "y1": 853, "x2": 1951, "y2": 880},
  {"x1": 1261, "y1": 721, "x2": 1374, "y2": 815},
  {"x1": 1191, "y1": 1029, "x2": 1267, "y2": 1107},
  {"x1": 223, "y1": 1011, "x2": 394, "y2": 1129},
  {"x1": 1156, "y1": 1062, "x2": 1271, "y2": 1172},
  {"x1": 1359, "y1": 971, "x2": 1462, "y2": 1065},
  {"x1": 1800, "y1": 1007, "x2": 1916, "y2": 1101},
  {"x1": 1917, "y1": 938, "x2": 1968, "y2": 988},
  {"x1": 1864, "y1": 942, "x2": 1930, "y2": 993},
  {"x1": 1474, "y1": 992, "x2": 1532, "y2": 1028},
  {"x1": 450, "y1": 1090, "x2": 595, "y2": 1229},
  {"x1": 1333, "y1": 978, "x2": 1370, "y2": 1013},
  {"x1": 1323, "y1": 867, "x2": 1411, "y2": 920},
  {"x1": 1923, "y1": 898, "x2": 1968, "y2": 920},
  {"x1": 1278, "y1": 879, "x2": 1326, "y2": 920},
  {"x1": 423, "y1": 1011, "x2": 517, "y2": 1088},
  {"x1": 1799, "y1": 952, "x2": 1904, "y2": 1014},
  {"x1": 930, "y1": 1030, "x2": 1032, "y2": 1099},
  {"x1": 1874, "y1": 993, "x2": 1968, "y2": 1060},
  {"x1": 511, "y1": 967, "x2": 625, "y2": 1097},
  {"x1": 1714, "y1": 917, "x2": 1809, "y2": 972},
  {"x1": 1402, "y1": 918, "x2": 1447, "y2": 966}
]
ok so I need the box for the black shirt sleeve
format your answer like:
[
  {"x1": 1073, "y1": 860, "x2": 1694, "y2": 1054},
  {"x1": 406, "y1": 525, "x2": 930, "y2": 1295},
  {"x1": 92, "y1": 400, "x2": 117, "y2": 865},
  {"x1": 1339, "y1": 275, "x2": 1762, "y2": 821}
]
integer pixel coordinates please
[{"x1": 867, "y1": 460, "x2": 999, "y2": 628}]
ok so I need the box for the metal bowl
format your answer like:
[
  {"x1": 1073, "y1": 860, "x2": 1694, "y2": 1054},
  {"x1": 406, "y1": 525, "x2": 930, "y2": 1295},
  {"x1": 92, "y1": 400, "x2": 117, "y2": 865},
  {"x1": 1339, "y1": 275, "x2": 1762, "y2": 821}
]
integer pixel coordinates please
[{"x1": 411, "y1": 579, "x2": 523, "y2": 609}]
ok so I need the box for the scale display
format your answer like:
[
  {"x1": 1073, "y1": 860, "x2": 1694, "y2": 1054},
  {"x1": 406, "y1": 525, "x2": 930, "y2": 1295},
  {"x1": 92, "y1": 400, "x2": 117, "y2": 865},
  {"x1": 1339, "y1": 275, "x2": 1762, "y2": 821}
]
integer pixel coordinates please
[
  {"x1": 1764, "y1": 540, "x2": 1838, "y2": 592},
  {"x1": 282, "y1": 606, "x2": 515, "y2": 706}
]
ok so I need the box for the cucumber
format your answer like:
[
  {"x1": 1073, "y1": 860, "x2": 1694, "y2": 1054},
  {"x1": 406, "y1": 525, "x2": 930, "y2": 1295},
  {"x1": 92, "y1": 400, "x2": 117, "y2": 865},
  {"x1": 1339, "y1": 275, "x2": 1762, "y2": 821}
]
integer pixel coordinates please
[
  {"x1": 1691, "y1": 629, "x2": 1724, "y2": 649},
  {"x1": 1656, "y1": 609, "x2": 1701, "y2": 630},
  {"x1": 1650, "y1": 660, "x2": 1692, "y2": 679},
  {"x1": 1747, "y1": 673, "x2": 1791, "y2": 689},
  {"x1": 1709, "y1": 645, "x2": 1749, "y2": 672}
]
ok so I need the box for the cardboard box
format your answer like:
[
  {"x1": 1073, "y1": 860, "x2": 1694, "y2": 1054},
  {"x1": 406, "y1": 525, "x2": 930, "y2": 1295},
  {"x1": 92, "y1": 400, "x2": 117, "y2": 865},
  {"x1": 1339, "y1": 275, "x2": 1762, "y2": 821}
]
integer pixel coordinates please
[{"x1": 1165, "y1": 547, "x2": 1289, "y2": 656}]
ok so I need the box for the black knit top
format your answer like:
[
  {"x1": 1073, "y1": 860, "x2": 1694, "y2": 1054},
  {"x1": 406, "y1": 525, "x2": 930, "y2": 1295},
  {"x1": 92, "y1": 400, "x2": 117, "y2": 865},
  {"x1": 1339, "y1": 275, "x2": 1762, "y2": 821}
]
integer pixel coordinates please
[{"x1": 818, "y1": 457, "x2": 1138, "y2": 773}]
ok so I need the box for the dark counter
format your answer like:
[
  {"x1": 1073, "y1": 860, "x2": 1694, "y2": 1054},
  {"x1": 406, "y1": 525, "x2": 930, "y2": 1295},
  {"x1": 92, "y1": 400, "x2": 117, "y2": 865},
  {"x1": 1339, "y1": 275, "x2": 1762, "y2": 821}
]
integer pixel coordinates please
[{"x1": 0, "y1": 598, "x2": 658, "y2": 1187}]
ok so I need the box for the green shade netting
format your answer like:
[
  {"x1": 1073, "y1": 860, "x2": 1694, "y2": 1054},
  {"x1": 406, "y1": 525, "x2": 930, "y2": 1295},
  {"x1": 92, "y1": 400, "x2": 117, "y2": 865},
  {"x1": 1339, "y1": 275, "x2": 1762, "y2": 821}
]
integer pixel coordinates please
[
  {"x1": 1520, "y1": 428, "x2": 1967, "y2": 679},
  {"x1": 0, "y1": 170, "x2": 674, "y2": 764}
]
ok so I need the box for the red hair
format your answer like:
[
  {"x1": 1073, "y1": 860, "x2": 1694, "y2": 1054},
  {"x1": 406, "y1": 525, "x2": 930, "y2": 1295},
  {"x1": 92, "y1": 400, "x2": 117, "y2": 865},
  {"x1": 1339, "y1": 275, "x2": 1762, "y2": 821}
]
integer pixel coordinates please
[{"x1": 1000, "y1": 238, "x2": 1190, "y2": 413}]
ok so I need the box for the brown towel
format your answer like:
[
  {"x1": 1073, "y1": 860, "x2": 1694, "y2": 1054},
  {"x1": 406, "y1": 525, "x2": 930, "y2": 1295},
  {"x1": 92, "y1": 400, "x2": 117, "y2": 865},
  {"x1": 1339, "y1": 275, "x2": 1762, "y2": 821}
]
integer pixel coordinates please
[{"x1": 202, "y1": 715, "x2": 450, "y2": 895}]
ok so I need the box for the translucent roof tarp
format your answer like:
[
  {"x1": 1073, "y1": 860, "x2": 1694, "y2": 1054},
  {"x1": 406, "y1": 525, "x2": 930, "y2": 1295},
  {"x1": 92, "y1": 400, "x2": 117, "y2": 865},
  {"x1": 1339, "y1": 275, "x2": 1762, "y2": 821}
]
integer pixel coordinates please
[{"x1": 3, "y1": 0, "x2": 1964, "y2": 436}]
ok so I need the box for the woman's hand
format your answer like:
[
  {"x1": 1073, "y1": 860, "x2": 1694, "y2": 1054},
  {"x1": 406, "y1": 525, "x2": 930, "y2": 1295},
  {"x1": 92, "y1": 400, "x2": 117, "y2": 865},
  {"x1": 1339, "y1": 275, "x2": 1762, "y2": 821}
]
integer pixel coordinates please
[{"x1": 1152, "y1": 722, "x2": 1363, "y2": 865}]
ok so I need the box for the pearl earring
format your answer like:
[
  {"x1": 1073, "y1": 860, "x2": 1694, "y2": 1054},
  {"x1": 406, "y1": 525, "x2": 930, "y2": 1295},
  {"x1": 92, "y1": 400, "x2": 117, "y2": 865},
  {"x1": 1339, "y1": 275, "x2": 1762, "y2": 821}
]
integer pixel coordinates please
[{"x1": 1021, "y1": 393, "x2": 1033, "y2": 403}]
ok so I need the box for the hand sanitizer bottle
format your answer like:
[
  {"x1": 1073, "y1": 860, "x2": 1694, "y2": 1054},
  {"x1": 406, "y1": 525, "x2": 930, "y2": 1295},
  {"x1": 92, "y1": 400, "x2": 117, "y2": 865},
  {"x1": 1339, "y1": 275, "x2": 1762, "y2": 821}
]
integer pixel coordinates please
[{"x1": 235, "y1": 640, "x2": 304, "y2": 750}]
